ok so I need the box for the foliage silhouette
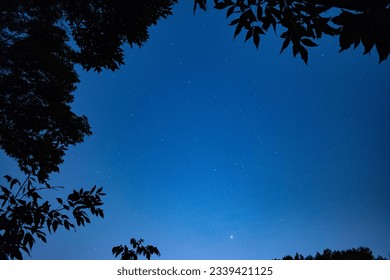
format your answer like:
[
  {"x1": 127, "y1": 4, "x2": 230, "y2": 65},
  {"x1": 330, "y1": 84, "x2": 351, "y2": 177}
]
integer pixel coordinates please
[
  {"x1": 1, "y1": 0, "x2": 178, "y2": 182},
  {"x1": 2, "y1": 0, "x2": 386, "y2": 261},
  {"x1": 194, "y1": 0, "x2": 390, "y2": 63},
  {"x1": 112, "y1": 238, "x2": 161, "y2": 260},
  {"x1": 279, "y1": 246, "x2": 387, "y2": 260},
  {"x1": 0, "y1": 175, "x2": 105, "y2": 259},
  {"x1": 1, "y1": 0, "x2": 178, "y2": 259}
]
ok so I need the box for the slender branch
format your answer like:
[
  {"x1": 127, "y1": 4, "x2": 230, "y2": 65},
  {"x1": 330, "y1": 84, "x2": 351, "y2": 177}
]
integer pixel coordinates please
[{"x1": 14, "y1": 174, "x2": 30, "y2": 199}]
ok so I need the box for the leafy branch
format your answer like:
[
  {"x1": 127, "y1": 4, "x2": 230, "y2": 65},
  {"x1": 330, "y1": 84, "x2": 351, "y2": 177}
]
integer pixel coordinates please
[
  {"x1": 0, "y1": 174, "x2": 105, "y2": 259},
  {"x1": 194, "y1": 0, "x2": 390, "y2": 63},
  {"x1": 112, "y1": 238, "x2": 160, "y2": 260}
]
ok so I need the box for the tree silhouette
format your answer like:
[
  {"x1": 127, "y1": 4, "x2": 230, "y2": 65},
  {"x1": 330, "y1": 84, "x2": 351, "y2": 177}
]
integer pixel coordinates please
[
  {"x1": 1, "y1": 0, "x2": 178, "y2": 182},
  {"x1": 0, "y1": 175, "x2": 105, "y2": 259},
  {"x1": 194, "y1": 0, "x2": 390, "y2": 63},
  {"x1": 112, "y1": 238, "x2": 161, "y2": 260},
  {"x1": 279, "y1": 246, "x2": 387, "y2": 260}
]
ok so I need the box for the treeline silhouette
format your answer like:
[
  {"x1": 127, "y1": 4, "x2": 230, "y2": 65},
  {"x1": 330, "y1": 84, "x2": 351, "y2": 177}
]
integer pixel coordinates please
[{"x1": 279, "y1": 246, "x2": 387, "y2": 260}]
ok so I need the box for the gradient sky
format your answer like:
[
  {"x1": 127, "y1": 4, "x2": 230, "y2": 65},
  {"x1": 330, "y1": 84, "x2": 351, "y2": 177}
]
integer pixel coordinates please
[{"x1": 1, "y1": 2, "x2": 390, "y2": 259}]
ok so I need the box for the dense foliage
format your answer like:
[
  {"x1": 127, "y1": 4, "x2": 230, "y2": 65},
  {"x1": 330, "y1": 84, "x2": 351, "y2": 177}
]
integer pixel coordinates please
[
  {"x1": 194, "y1": 0, "x2": 390, "y2": 63},
  {"x1": 1, "y1": 0, "x2": 178, "y2": 182},
  {"x1": 0, "y1": 175, "x2": 105, "y2": 259}
]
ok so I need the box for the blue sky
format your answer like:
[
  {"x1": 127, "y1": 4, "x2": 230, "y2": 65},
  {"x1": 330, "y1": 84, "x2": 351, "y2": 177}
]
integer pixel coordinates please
[{"x1": 1, "y1": 2, "x2": 390, "y2": 259}]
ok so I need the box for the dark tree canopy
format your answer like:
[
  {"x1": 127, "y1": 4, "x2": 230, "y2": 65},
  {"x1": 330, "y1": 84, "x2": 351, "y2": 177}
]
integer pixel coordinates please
[
  {"x1": 280, "y1": 246, "x2": 386, "y2": 260},
  {"x1": 0, "y1": 0, "x2": 177, "y2": 182},
  {"x1": 194, "y1": 0, "x2": 390, "y2": 63}
]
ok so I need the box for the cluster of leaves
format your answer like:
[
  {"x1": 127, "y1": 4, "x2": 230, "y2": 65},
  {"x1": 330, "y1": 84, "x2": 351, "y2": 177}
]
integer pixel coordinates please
[
  {"x1": 332, "y1": 8, "x2": 390, "y2": 62},
  {"x1": 0, "y1": 10, "x2": 91, "y2": 183},
  {"x1": 63, "y1": 0, "x2": 179, "y2": 72},
  {"x1": 0, "y1": 175, "x2": 105, "y2": 259},
  {"x1": 112, "y1": 238, "x2": 161, "y2": 260},
  {"x1": 195, "y1": 0, "x2": 390, "y2": 63},
  {"x1": 280, "y1": 246, "x2": 387, "y2": 260},
  {"x1": 1, "y1": 0, "x2": 178, "y2": 182}
]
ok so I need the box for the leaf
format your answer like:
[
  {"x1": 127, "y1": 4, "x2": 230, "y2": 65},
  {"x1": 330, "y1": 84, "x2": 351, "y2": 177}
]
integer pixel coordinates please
[
  {"x1": 4, "y1": 175, "x2": 12, "y2": 182},
  {"x1": 377, "y1": 34, "x2": 390, "y2": 63},
  {"x1": 1, "y1": 186, "x2": 10, "y2": 196},
  {"x1": 245, "y1": 28, "x2": 253, "y2": 42},
  {"x1": 331, "y1": 10, "x2": 353, "y2": 26},
  {"x1": 24, "y1": 233, "x2": 34, "y2": 249},
  {"x1": 301, "y1": 38, "x2": 318, "y2": 47},
  {"x1": 280, "y1": 36, "x2": 291, "y2": 54},
  {"x1": 56, "y1": 197, "x2": 63, "y2": 204},
  {"x1": 130, "y1": 238, "x2": 138, "y2": 248},
  {"x1": 46, "y1": 219, "x2": 52, "y2": 233},
  {"x1": 253, "y1": 26, "x2": 264, "y2": 35},
  {"x1": 256, "y1": 5, "x2": 263, "y2": 20},
  {"x1": 262, "y1": 20, "x2": 271, "y2": 31},
  {"x1": 112, "y1": 246, "x2": 123, "y2": 257},
  {"x1": 229, "y1": 18, "x2": 240, "y2": 26},
  {"x1": 64, "y1": 220, "x2": 70, "y2": 230},
  {"x1": 52, "y1": 220, "x2": 58, "y2": 232},
  {"x1": 322, "y1": 24, "x2": 340, "y2": 36},
  {"x1": 75, "y1": 217, "x2": 81, "y2": 226},
  {"x1": 360, "y1": 29, "x2": 375, "y2": 54},
  {"x1": 339, "y1": 28, "x2": 356, "y2": 51},
  {"x1": 299, "y1": 46, "x2": 309, "y2": 64},
  {"x1": 21, "y1": 246, "x2": 30, "y2": 256},
  {"x1": 253, "y1": 31, "x2": 260, "y2": 49},
  {"x1": 98, "y1": 209, "x2": 104, "y2": 218},
  {"x1": 68, "y1": 190, "x2": 78, "y2": 201},
  {"x1": 226, "y1": 5, "x2": 235, "y2": 18},
  {"x1": 292, "y1": 44, "x2": 299, "y2": 57},
  {"x1": 194, "y1": 0, "x2": 207, "y2": 13},
  {"x1": 13, "y1": 249, "x2": 23, "y2": 260},
  {"x1": 37, "y1": 232, "x2": 47, "y2": 243},
  {"x1": 0, "y1": 195, "x2": 7, "y2": 207},
  {"x1": 234, "y1": 22, "x2": 244, "y2": 38},
  {"x1": 10, "y1": 178, "x2": 20, "y2": 189},
  {"x1": 145, "y1": 251, "x2": 151, "y2": 260},
  {"x1": 214, "y1": 1, "x2": 229, "y2": 10}
]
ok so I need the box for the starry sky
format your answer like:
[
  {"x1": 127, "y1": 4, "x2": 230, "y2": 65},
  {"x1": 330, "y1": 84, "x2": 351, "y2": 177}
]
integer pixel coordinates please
[{"x1": 1, "y1": 2, "x2": 390, "y2": 259}]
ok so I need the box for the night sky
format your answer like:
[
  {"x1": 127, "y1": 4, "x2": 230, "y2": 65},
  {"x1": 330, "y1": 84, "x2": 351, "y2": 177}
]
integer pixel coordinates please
[{"x1": 1, "y1": 2, "x2": 390, "y2": 259}]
